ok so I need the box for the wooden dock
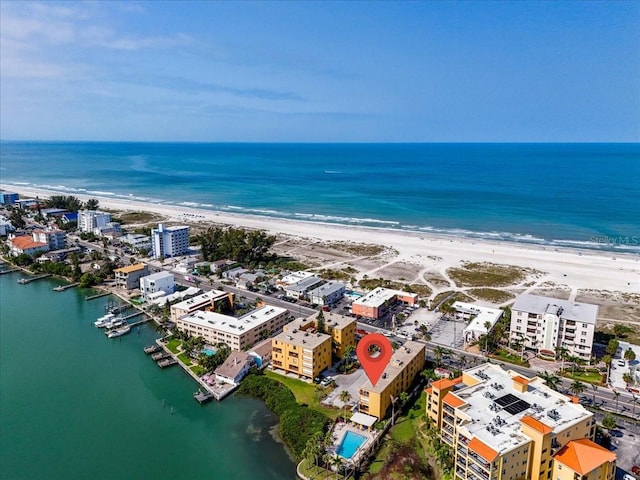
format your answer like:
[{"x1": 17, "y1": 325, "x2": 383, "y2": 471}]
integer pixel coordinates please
[
  {"x1": 17, "y1": 274, "x2": 51, "y2": 284},
  {"x1": 194, "y1": 390, "x2": 215, "y2": 404},
  {"x1": 144, "y1": 344, "x2": 161, "y2": 354},
  {"x1": 152, "y1": 351, "x2": 171, "y2": 361},
  {"x1": 158, "y1": 358, "x2": 178, "y2": 368},
  {"x1": 53, "y1": 283, "x2": 79, "y2": 292},
  {"x1": 0, "y1": 268, "x2": 19, "y2": 275},
  {"x1": 85, "y1": 292, "x2": 110, "y2": 301}
]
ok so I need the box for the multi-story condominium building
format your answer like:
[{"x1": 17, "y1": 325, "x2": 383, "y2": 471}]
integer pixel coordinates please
[
  {"x1": 32, "y1": 229, "x2": 66, "y2": 250},
  {"x1": 9, "y1": 235, "x2": 49, "y2": 256},
  {"x1": 351, "y1": 287, "x2": 418, "y2": 320},
  {"x1": 177, "y1": 306, "x2": 289, "y2": 351},
  {"x1": 0, "y1": 191, "x2": 19, "y2": 205},
  {"x1": 120, "y1": 233, "x2": 152, "y2": 252},
  {"x1": 271, "y1": 328, "x2": 333, "y2": 381},
  {"x1": 139, "y1": 272, "x2": 175, "y2": 300},
  {"x1": 283, "y1": 312, "x2": 357, "y2": 359},
  {"x1": 451, "y1": 301, "x2": 504, "y2": 346},
  {"x1": 284, "y1": 276, "x2": 324, "y2": 300},
  {"x1": 150, "y1": 223, "x2": 190, "y2": 259},
  {"x1": 425, "y1": 364, "x2": 615, "y2": 480},
  {"x1": 77, "y1": 210, "x2": 112, "y2": 233},
  {"x1": 114, "y1": 263, "x2": 149, "y2": 290},
  {"x1": 358, "y1": 340, "x2": 425, "y2": 419},
  {"x1": 170, "y1": 289, "x2": 234, "y2": 322},
  {"x1": 510, "y1": 293, "x2": 598, "y2": 361},
  {"x1": 309, "y1": 281, "x2": 346, "y2": 306}
]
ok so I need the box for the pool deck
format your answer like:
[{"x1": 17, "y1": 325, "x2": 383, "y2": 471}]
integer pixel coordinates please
[{"x1": 331, "y1": 421, "x2": 379, "y2": 466}]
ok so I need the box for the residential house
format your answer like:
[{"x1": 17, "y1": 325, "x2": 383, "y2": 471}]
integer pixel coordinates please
[
  {"x1": 214, "y1": 352, "x2": 254, "y2": 385},
  {"x1": 309, "y1": 281, "x2": 346, "y2": 306},
  {"x1": 114, "y1": 263, "x2": 149, "y2": 290},
  {"x1": 140, "y1": 271, "x2": 175, "y2": 300}
]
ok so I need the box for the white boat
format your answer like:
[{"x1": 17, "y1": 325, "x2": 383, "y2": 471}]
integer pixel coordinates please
[
  {"x1": 104, "y1": 317, "x2": 126, "y2": 329},
  {"x1": 94, "y1": 313, "x2": 115, "y2": 327},
  {"x1": 106, "y1": 325, "x2": 131, "y2": 338}
]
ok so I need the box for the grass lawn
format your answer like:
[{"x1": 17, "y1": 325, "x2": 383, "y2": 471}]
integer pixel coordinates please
[
  {"x1": 468, "y1": 288, "x2": 515, "y2": 303},
  {"x1": 298, "y1": 459, "x2": 354, "y2": 480},
  {"x1": 190, "y1": 365, "x2": 206, "y2": 376},
  {"x1": 166, "y1": 339, "x2": 181, "y2": 354},
  {"x1": 447, "y1": 262, "x2": 533, "y2": 287},
  {"x1": 562, "y1": 370, "x2": 603, "y2": 384},
  {"x1": 492, "y1": 350, "x2": 530, "y2": 367},
  {"x1": 177, "y1": 352, "x2": 192, "y2": 366},
  {"x1": 265, "y1": 370, "x2": 339, "y2": 419}
]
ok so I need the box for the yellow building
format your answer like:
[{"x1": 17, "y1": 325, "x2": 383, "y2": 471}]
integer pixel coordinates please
[
  {"x1": 271, "y1": 329, "x2": 332, "y2": 380},
  {"x1": 425, "y1": 364, "x2": 614, "y2": 480},
  {"x1": 283, "y1": 312, "x2": 356, "y2": 360},
  {"x1": 357, "y1": 340, "x2": 425, "y2": 419},
  {"x1": 114, "y1": 263, "x2": 149, "y2": 290}
]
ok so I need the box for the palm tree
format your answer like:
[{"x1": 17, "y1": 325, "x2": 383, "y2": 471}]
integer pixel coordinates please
[
  {"x1": 538, "y1": 371, "x2": 560, "y2": 391},
  {"x1": 339, "y1": 390, "x2": 351, "y2": 420},
  {"x1": 570, "y1": 380, "x2": 586, "y2": 397},
  {"x1": 591, "y1": 384, "x2": 598, "y2": 405},
  {"x1": 556, "y1": 346, "x2": 570, "y2": 372},
  {"x1": 433, "y1": 346, "x2": 446, "y2": 367},
  {"x1": 459, "y1": 355, "x2": 467, "y2": 368},
  {"x1": 330, "y1": 454, "x2": 343, "y2": 479},
  {"x1": 602, "y1": 355, "x2": 613, "y2": 384},
  {"x1": 399, "y1": 391, "x2": 409, "y2": 405},
  {"x1": 623, "y1": 373, "x2": 634, "y2": 386},
  {"x1": 613, "y1": 391, "x2": 620, "y2": 412},
  {"x1": 624, "y1": 348, "x2": 636, "y2": 363}
]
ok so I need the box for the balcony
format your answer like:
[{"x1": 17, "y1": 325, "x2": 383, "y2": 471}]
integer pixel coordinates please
[
  {"x1": 468, "y1": 451, "x2": 491, "y2": 471},
  {"x1": 468, "y1": 462, "x2": 490, "y2": 480}
]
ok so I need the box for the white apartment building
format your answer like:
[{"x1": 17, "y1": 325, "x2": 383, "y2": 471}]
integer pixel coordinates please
[
  {"x1": 151, "y1": 223, "x2": 190, "y2": 259},
  {"x1": 510, "y1": 294, "x2": 598, "y2": 361},
  {"x1": 170, "y1": 289, "x2": 234, "y2": 322},
  {"x1": 140, "y1": 272, "x2": 175, "y2": 300},
  {"x1": 176, "y1": 306, "x2": 290, "y2": 351},
  {"x1": 77, "y1": 210, "x2": 111, "y2": 233},
  {"x1": 32, "y1": 229, "x2": 66, "y2": 250}
]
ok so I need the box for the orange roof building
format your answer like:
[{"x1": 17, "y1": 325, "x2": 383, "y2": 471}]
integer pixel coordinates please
[
  {"x1": 10, "y1": 235, "x2": 49, "y2": 256},
  {"x1": 114, "y1": 263, "x2": 149, "y2": 290},
  {"x1": 553, "y1": 439, "x2": 616, "y2": 479}
]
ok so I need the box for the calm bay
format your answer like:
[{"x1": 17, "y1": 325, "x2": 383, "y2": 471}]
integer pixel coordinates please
[{"x1": 0, "y1": 272, "x2": 295, "y2": 479}]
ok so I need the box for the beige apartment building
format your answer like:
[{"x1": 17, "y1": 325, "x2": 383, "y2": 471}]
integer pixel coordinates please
[
  {"x1": 425, "y1": 364, "x2": 615, "y2": 480},
  {"x1": 170, "y1": 289, "x2": 234, "y2": 322},
  {"x1": 176, "y1": 305, "x2": 289, "y2": 351},
  {"x1": 357, "y1": 340, "x2": 425, "y2": 419},
  {"x1": 283, "y1": 312, "x2": 357, "y2": 359},
  {"x1": 271, "y1": 328, "x2": 332, "y2": 380}
]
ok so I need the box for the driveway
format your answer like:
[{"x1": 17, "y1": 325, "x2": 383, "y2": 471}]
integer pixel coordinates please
[{"x1": 322, "y1": 368, "x2": 367, "y2": 410}]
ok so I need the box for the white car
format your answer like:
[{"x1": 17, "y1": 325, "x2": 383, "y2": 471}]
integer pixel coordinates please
[{"x1": 622, "y1": 474, "x2": 636, "y2": 480}]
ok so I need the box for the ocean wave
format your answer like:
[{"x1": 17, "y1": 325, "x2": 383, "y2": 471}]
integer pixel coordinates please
[{"x1": 87, "y1": 190, "x2": 115, "y2": 196}]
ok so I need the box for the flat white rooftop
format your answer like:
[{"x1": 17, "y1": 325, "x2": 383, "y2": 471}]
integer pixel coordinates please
[
  {"x1": 453, "y1": 301, "x2": 503, "y2": 334},
  {"x1": 453, "y1": 364, "x2": 592, "y2": 456},
  {"x1": 308, "y1": 281, "x2": 346, "y2": 297},
  {"x1": 353, "y1": 287, "x2": 416, "y2": 308},
  {"x1": 180, "y1": 305, "x2": 287, "y2": 336},
  {"x1": 512, "y1": 293, "x2": 598, "y2": 325},
  {"x1": 172, "y1": 289, "x2": 229, "y2": 310},
  {"x1": 142, "y1": 271, "x2": 174, "y2": 282}
]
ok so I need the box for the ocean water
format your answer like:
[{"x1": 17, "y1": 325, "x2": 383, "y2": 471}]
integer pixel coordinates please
[
  {"x1": 1, "y1": 142, "x2": 638, "y2": 252},
  {"x1": 0, "y1": 272, "x2": 295, "y2": 479}
]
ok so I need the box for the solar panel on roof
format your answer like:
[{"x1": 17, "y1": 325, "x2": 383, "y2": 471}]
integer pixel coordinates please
[
  {"x1": 494, "y1": 394, "x2": 531, "y2": 415},
  {"x1": 494, "y1": 393, "x2": 519, "y2": 407}
]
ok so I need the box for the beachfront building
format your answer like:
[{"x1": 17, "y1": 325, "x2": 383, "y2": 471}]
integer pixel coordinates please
[
  {"x1": 78, "y1": 210, "x2": 112, "y2": 233},
  {"x1": 351, "y1": 287, "x2": 418, "y2": 320},
  {"x1": 214, "y1": 352, "x2": 254, "y2": 385},
  {"x1": 309, "y1": 281, "x2": 346, "y2": 306},
  {"x1": 32, "y1": 228, "x2": 66, "y2": 250},
  {"x1": 284, "y1": 276, "x2": 324, "y2": 300},
  {"x1": 0, "y1": 192, "x2": 19, "y2": 205},
  {"x1": 510, "y1": 293, "x2": 598, "y2": 361},
  {"x1": 276, "y1": 270, "x2": 315, "y2": 288},
  {"x1": 9, "y1": 235, "x2": 49, "y2": 257},
  {"x1": 170, "y1": 289, "x2": 234, "y2": 322},
  {"x1": 271, "y1": 328, "x2": 332, "y2": 380},
  {"x1": 450, "y1": 301, "x2": 504, "y2": 346},
  {"x1": 120, "y1": 233, "x2": 152, "y2": 252},
  {"x1": 357, "y1": 340, "x2": 425, "y2": 419},
  {"x1": 176, "y1": 306, "x2": 289, "y2": 351},
  {"x1": 150, "y1": 223, "x2": 190, "y2": 259},
  {"x1": 284, "y1": 311, "x2": 357, "y2": 359},
  {"x1": 0, "y1": 216, "x2": 15, "y2": 236},
  {"x1": 425, "y1": 363, "x2": 614, "y2": 480},
  {"x1": 140, "y1": 271, "x2": 175, "y2": 300},
  {"x1": 114, "y1": 263, "x2": 149, "y2": 290}
]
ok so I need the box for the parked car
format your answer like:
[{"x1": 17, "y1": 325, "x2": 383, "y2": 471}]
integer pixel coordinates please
[
  {"x1": 622, "y1": 474, "x2": 635, "y2": 480},
  {"x1": 632, "y1": 466, "x2": 640, "y2": 475}
]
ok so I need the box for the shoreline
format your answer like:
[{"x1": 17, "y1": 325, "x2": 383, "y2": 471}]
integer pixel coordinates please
[{"x1": 3, "y1": 184, "x2": 639, "y2": 295}]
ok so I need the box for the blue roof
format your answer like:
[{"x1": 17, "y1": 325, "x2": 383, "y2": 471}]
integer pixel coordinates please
[{"x1": 62, "y1": 212, "x2": 78, "y2": 221}]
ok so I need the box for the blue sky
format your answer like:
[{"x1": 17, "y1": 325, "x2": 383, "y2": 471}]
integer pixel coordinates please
[{"x1": 1, "y1": 1, "x2": 638, "y2": 142}]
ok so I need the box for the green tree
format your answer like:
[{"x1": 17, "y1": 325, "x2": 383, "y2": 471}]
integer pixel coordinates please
[
  {"x1": 591, "y1": 384, "x2": 598, "y2": 405},
  {"x1": 538, "y1": 371, "x2": 560, "y2": 391},
  {"x1": 339, "y1": 390, "x2": 351, "y2": 420},
  {"x1": 624, "y1": 348, "x2": 636, "y2": 363},
  {"x1": 555, "y1": 346, "x2": 570, "y2": 372},
  {"x1": 613, "y1": 391, "x2": 620, "y2": 412},
  {"x1": 569, "y1": 380, "x2": 586, "y2": 396},
  {"x1": 316, "y1": 310, "x2": 325, "y2": 334},
  {"x1": 85, "y1": 198, "x2": 99, "y2": 210},
  {"x1": 601, "y1": 414, "x2": 616, "y2": 431},
  {"x1": 8, "y1": 208, "x2": 26, "y2": 229},
  {"x1": 605, "y1": 339, "x2": 619, "y2": 357},
  {"x1": 623, "y1": 373, "x2": 634, "y2": 386}
]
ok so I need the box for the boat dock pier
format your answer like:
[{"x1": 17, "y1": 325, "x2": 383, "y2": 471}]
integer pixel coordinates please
[
  {"x1": 144, "y1": 344, "x2": 161, "y2": 354},
  {"x1": 0, "y1": 268, "x2": 19, "y2": 275},
  {"x1": 85, "y1": 292, "x2": 110, "y2": 301},
  {"x1": 194, "y1": 390, "x2": 215, "y2": 404},
  {"x1": 158, "y1": 358, "x2": 178, "y2": 368},
  {"x1": 17, "y1": 274, "x2": 52, "y2": 284},
  {"x1": 53, "y1": 283, "x2": 79, "y2": 292}
]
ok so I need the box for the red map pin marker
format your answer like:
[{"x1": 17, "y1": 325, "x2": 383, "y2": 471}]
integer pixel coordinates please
[{"x1": 357, "y1": 333, "x2": 393, "y2": 387}]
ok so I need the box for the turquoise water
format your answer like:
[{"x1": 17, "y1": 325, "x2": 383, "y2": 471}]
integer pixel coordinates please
[
  {"x1": 202, "y1": 348, "x2": 216, "y2": 356},
  {"x1": 336, "y1": 431, "x2": 367, "y2": 459},
  {"x1": 1, "y1": 142, "x2": 638, "y2": 252},
  {"x1": 0, "y1": 273, "x2": 295, "y2": 479}
]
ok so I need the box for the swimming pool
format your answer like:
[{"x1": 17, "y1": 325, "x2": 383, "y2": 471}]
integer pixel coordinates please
[
  {"x1": 202, "y1": 348, "x2": 216, "y2": 356},
  {"x1": 336, "y1": 431, "x2": 366, "y2": 459}
]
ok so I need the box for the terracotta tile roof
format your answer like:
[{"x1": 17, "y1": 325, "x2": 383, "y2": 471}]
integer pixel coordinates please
[
  {"x1": 512, "y1": 375, "x2": 530, "y2": 384},
  {"x1": 425, "y1": 387, "x2": 433, "y2": 395},
  {"x1": 11, "y1": 236, "x2": 47, "y2": 251},
  {"x1": 431, "y1": 376, "x2": 462, "y2": 390},
  {"x1": 520, "y1": 415, "x2": 553, "y2": 435},
  {"x1": 468, "y1": 437, "x2": 499, "y2": 462},
  {"x1": 114, "y1": 263, "x2": 146, "y2": 274},
  {"x1": 553, "y1": 438, "x2": 616, "y2": 475},
  {"x1": 443, "y1": 392, "x2": 465, "y2": 408}
]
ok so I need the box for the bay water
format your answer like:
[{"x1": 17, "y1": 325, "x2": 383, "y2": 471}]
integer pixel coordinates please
[{"x1": 0, "y1": 272, "x2": 295, "y2": 479}]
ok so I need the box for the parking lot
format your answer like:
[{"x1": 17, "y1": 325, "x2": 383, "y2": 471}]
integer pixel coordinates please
[{"x1": 429, "y1": 315, "x2": 466, "y2": 348}]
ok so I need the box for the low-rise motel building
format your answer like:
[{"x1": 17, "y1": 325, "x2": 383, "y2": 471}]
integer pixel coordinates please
[
  {"x1": 425, "y1": 363, "x2": 615, "y2": 480},
  {"x1": 114, "y1": 263, "x2": 149, "y2": 290},
  {"x1": 170, "y1": 289, "x2": 234, "y2": 322},
  {"x1": 351, "y1": 287, "x2": 418, "y2": 320},
  {"x1": 176, "y1": 305, "x2": 289, "y2": 352},
  {"x1": 358, "y1": 340, "x2": 425, "y2": 419}
]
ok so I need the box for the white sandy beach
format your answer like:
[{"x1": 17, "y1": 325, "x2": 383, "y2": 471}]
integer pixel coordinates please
[{"x1": 5, "y1": 184, "x2": 639, "y2": 296}]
